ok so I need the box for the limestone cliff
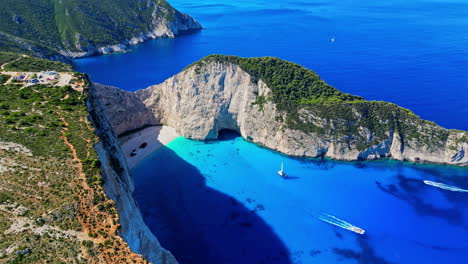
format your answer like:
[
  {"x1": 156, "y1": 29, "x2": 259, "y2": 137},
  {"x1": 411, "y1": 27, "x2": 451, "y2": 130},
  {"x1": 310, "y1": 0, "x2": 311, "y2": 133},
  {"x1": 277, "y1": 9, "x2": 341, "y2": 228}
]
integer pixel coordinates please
[
  {"x1": 87, "y1": 84, "x2": 178, "y2": 264},
  {"x1": 93, "y1": 83, "x2": 157, "y2": 136},
  {"x1": 132, "y1": 56, "x2": 468, "y2": 167}
]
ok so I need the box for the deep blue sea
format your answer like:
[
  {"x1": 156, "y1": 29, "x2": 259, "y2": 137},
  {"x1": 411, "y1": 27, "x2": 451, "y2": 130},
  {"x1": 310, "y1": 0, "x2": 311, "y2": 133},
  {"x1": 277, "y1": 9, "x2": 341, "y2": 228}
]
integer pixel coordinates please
[
  {"x1": 73, "y1": 0, "x2": 468, "y2": 263},
  {"x1": 133, "y1": 133, "x2": 468, "y2": 264},
  {"x1": 74, "y1": 0, "x2": 468, "y2": 130}
]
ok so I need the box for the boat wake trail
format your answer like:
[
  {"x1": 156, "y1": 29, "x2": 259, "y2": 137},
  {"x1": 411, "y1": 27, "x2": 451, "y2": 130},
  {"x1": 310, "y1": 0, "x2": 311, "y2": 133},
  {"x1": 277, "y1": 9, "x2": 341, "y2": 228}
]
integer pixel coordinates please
[
  {"x1": 317, "y1": 213, "x2": 366, "y2": 235},
  {"x1": 424, "y1": 181, "x2": 468, "y2": 192}
]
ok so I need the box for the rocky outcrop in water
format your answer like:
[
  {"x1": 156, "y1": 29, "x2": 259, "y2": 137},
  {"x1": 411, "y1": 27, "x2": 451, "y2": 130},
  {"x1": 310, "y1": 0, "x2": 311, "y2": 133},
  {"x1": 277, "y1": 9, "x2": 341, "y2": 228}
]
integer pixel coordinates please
[
  {"x1": 87, "y1": 84, "x2": 178, "y2": 264},
  {"x1": 134, "y1": 57, "x2": 468, "y2": 166}
]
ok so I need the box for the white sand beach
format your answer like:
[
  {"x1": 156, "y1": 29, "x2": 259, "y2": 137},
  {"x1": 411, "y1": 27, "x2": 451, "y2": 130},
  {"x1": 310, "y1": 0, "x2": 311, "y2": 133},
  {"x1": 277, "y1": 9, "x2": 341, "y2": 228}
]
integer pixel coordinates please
[{"x1": 119, "y1": 126, "x2": 179, "y2": 169}]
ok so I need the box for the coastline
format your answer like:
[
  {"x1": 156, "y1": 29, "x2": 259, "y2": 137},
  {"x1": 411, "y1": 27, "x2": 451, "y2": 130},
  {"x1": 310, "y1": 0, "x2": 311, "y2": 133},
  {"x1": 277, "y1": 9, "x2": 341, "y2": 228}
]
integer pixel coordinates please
[
  {"x1": 66, "y1": 29, "x2": 202, "y2": 60},
  {"x1": 119, "y1": 125, "x2": 179, "y2": 169}
]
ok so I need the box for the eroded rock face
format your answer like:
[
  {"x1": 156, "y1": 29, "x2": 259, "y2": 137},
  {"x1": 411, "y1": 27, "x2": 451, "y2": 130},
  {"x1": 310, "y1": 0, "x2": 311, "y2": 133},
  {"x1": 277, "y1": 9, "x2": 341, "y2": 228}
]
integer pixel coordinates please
[
  {"x1": 92, "y1": 59, "x2": 467, "y2": 166},
  {"x1": 87, "y1": 85, "x2": 177, "y2": 264},
  {"x1": 135, "y1": 61, "x2": 468, "y2": 166},
  {"x1": 150, "y1": 5, "x2": 202, "y2": 38},
  {"x1": 93, "y1": 83, "x2": 158, "y2": 136}
]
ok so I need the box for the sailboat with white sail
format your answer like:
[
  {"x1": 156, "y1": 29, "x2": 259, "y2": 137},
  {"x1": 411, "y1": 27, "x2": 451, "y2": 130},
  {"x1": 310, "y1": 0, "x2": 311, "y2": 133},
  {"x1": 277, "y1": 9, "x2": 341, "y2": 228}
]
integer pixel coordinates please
[{"x1": 278, "y1": 162, "x2": 286, "y2": 177}]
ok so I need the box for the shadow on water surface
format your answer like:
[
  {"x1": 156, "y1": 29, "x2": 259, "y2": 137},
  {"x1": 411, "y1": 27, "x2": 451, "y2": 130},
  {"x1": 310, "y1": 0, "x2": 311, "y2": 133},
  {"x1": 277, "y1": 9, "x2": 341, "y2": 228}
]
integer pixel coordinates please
[
  {"x1": 132, "y1": 144, "x2": 293, "y2": 264},
  {"x1": 376, "y1": 174, "x2": 465, "y2": 228},
  {"x1": 333, "y1": 236, "x2": 394, "y2": 264},
  {"x1": 282, "y1": 176, "x2": 300, "y2": 180}
]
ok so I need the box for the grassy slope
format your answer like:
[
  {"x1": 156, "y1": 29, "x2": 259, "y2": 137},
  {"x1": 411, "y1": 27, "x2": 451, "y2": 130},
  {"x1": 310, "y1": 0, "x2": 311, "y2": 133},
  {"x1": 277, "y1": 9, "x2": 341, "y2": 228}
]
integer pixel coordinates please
[
  {"x1": 0, "y1": 0, "x2": 177, "y2": 54},
  {"x1": 189, "y1": 55, "x2": 462, "y2": 151},
  {"x1": 0, "y1": 52, "x2": 72, "y2": 72},
  {"x1": 0, "y1": 52, "x2": 21, "y2": 67},
  {"x1": 0, "y1": 56, "x2": 146, "y2": 263}
]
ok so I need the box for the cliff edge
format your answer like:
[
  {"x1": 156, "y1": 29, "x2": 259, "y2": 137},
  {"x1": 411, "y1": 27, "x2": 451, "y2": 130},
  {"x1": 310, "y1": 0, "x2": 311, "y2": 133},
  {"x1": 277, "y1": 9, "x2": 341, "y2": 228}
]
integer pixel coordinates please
[
  {"x1": 131, "y1": 55, "x2": 467, "y2": 166},
  {"x1": 93, "y1": 83, "x2": 157, "y2": 136},
  {"x1": 88, "y1": 84, "x2": 178, "y2": 263}
]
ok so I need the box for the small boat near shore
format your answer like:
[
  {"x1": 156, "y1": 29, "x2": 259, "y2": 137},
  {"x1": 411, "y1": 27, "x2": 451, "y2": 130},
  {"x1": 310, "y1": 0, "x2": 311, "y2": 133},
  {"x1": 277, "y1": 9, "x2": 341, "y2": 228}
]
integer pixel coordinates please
[
  {"x1": 423, "y1": 180, "x2": 468, "y2": 192},
  {"x1": 318, "y1": 214, "x2": 365, "y2": 235}
]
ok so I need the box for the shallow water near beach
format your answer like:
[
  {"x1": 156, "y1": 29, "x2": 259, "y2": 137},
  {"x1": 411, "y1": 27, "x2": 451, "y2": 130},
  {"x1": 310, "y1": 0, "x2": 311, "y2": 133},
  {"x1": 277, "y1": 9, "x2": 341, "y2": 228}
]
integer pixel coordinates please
[
  {"x1": 74, "y1": 0, "x2": 468, "y2": 262},
  {"x1": 132, "y1": 132, "x2": 468, "y2": 264},
  {"x1": 74, "y1": 0, "x2": 468, "y2": 130}
]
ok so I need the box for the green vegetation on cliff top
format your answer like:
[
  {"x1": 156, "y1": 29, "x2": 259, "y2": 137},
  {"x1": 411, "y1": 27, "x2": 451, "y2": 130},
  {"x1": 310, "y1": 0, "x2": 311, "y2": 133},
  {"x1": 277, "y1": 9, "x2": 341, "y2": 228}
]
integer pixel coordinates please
[
  {"x1": 0, "y1": 52, "x2": 72, "y2": 72},
  {"x1": 0, "y1": 0, "x2": 180, "y2": 57},
  {"x1": 0, "y1": 55, "x2": 145, "y2": 263},
  {"x1": 188, "y1": 55, "x2": 365, "y2": 110},
  {"x1": 189, "y1": 55, "x2": 459, "y2": 150}
]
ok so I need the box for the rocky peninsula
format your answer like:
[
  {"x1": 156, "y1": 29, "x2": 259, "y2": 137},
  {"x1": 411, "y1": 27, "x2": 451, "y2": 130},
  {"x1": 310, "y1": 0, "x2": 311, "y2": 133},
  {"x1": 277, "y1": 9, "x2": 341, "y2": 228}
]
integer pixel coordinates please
[{"x1": 98, "y1": 55, "x2": 467, "y2": 167}]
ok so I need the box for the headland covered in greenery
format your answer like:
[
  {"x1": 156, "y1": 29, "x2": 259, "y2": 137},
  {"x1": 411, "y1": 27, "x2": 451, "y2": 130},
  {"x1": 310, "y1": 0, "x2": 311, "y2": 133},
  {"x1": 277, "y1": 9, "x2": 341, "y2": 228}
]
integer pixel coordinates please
[
  {"x1": 188, "y1": 55, "x2": 465, "y2": 153},
  {"x1": 0, "y1": 53, "x2": 148, "y2": 263},
  {"x1": 0, "y1": 0, "x2": 200, "y2": 60}
]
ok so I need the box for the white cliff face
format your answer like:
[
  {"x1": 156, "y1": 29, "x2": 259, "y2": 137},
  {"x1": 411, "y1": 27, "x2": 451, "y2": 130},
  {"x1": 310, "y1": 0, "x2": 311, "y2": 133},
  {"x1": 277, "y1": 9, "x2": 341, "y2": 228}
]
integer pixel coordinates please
[
  {"x1": 135, "y1": 61, "x2": 468, "y2": 167},
  {"x1": 87, "y1": 60, "x2": 467, "y2": 261},
  {"x1": 150, "y1": 6, "x2": 202, "y2": 38},
  {"x1": 137, "y1": 62, "x2": 258, "y2": 139},
  {"x1": 87, "y1": 85, "x2": 178, "y2": 264},
  {"x1": 93, "y1": 83, "x2": 158, "y2": 136},
  {"x1": 135, "y1": 62, "x2": 347, "y2": 158}
]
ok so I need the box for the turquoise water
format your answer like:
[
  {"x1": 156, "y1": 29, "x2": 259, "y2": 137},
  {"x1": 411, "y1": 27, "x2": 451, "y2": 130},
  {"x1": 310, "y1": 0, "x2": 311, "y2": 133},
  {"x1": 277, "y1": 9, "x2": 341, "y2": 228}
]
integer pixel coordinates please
[
  {"x1": 72, "y1": 0, "x2": 468, "y2": 262},
  {"x1": 74, "y1": 0, "x2": 468, "y2": 130},
  {"x1": 133, "y1": 132, "x2": 468, "y2": 264}
]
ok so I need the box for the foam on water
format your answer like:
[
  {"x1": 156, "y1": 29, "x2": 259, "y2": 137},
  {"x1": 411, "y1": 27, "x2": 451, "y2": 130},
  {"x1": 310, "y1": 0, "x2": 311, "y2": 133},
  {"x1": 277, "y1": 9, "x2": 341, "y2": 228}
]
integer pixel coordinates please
[
  {"x1": 132, "y1": 132, "x2": 468, "y2": 264},
  {"x1": 72, "y1": 0, "x2": 468, "y2": 262}
]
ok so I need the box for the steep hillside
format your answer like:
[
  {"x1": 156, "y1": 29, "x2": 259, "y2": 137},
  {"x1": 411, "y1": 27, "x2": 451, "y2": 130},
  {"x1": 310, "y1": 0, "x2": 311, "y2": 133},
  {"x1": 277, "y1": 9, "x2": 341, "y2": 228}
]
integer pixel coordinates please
[
  {"x1": 0, "y1": 0, "x2": 201, "y2": 60},
  {"x1": 0, "y1": 52, "x2": 72, "y2": 72},
  {"x1": 0, "y1": 55, "x2": 175, "y2": 263},
  {"x1": 129, "y1": 55, "x2": 467, "y2": 166}
]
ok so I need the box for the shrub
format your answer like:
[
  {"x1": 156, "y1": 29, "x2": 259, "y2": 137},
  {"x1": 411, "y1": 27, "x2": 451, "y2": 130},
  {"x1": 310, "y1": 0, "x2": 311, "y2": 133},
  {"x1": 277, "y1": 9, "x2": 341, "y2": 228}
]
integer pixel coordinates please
[{"x1": 0, "y1": 192, "x2": 12, "y2": 204}]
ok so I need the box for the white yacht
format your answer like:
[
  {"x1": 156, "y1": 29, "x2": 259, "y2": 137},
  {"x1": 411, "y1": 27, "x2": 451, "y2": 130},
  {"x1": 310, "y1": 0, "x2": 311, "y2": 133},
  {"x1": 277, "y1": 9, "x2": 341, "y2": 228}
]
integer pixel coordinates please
[
  {"x1": 423, "y1": 180, "x2": 468, "y2": 192},
  {"x1": 318, "y1": 214, "x2": 365, "y2": 235}
]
